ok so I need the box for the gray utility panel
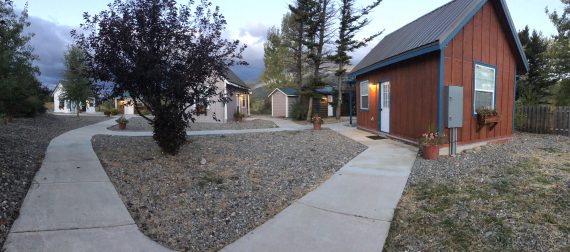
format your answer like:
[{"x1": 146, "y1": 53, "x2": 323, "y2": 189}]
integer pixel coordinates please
[{"x1": 446, "y1": 86, "x2": 463, "y2": 128}]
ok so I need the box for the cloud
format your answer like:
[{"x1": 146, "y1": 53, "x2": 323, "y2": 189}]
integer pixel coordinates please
[
  {"x1": 230, "y1": 22, "x2": 269, "y2": 82},
  {"x1": 24, "y1": 16, "x2": 75, "y2": 89},
  {"x1": 23, "y1": 15, "x2": 269, "y2": 87}
]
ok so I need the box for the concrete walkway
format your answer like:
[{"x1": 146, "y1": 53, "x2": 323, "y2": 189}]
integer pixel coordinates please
[
  {"x1": 4, "y1": 117, "x2": 416, "y2": 252},
  {"x1": 222, "y1": 122, "x2": 418, "y2": 252},
  {"x1": 3, "y1": 119, "x2": 172, "y2": 251}
]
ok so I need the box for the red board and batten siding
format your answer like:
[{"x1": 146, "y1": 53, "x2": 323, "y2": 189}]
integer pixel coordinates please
[
  {"x1": 356, "y1": 1, "x2": 521, "y2": 144},
  {"x1": 443, "y1": 1, "x2": 517, "y2": 143},
  {"x1": 356, "y1": 52, "x2": 439, "y2": 142}
]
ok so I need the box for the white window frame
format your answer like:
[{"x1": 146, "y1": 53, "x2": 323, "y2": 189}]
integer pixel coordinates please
[
  {"x1": 473, "y1": 63, "x2": 496, "y2": 114},
  {"x1": 360, "y1": 80, "x2": 369, "y2": 110}
]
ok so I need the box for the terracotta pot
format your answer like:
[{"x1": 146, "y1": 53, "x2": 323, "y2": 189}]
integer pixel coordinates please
[
  {"x1": 422, "y1": 145, "x2": 439, "y2": 160},
  {"x1": 118, "y1": 123, "x2": 127, "y2": 130},
  {"x1": 313, "y1": 121, "x2": 322, "y2": 130}
]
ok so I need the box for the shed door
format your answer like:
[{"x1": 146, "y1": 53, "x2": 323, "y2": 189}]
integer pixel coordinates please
[{"x1": 380, "y1": 82, "x2": 390, "y2": 133}]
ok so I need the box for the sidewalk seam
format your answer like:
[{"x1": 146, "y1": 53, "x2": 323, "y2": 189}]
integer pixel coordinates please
[
  {"x1": 11, "y1": 223, "x2": 136, "y2": 234},
  {"x1": 296, "y1": 201, "x2": 393, "y2": 223}
]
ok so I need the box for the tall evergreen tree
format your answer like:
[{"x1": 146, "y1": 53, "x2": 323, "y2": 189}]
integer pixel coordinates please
[
  {"x1": 60, "y1": 45, "x2": 93, "y2": 117},
  {"x1": 332, "y1": 0, "x2": 383, "y2": 119},
  {"x1": 516, "y1": 26, "x2": 555, "y2": 105},
  {"x1": 547, "y1": 1, "x2": 570, "y2": 105}
]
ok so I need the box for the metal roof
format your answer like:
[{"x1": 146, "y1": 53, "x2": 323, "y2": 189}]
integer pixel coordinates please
[
  {"x1": 224, "y1": 69, "x2": 249, "y2": 90},
  {"x1": 352, "y1": 0, "x2": 528, "y2": 76},
  {"x1": 268, "y1": 87, "x2": 299, "y2": 97}
]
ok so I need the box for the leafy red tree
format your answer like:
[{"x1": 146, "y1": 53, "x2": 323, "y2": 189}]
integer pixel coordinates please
[{"x1": 73, "y1": 0, "x2": 246, "y2": 154}]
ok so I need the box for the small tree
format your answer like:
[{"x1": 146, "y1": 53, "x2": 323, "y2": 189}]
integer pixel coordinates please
[
  {"x1": 332, "y1": 0, "x2": 383, "y2": 119},
  {"x1": 547, "y1": 1, "x2": 570, "y2": 105},
  {"x1": 60, "y1": 45, "x2": 93, "y2": 117},
  {"x1": 74, "y1": 0, "x2": 246, "y2": 154},
  {"x1": 0, "y1": 0, "x2": 43, "y2": 121}
]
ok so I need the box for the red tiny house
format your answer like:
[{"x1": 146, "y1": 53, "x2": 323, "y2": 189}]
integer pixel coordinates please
[{"x1": 351, "y1": 0, "x2": 528, "y2": 146}]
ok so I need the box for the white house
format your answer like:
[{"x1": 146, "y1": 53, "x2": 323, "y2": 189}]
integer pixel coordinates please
[
  {"x1": 53, "y1": 83, "x2": 96, "y2": 114},
  {"x1": 192, "y1": 69, "x2": 251, "y2": 123}
]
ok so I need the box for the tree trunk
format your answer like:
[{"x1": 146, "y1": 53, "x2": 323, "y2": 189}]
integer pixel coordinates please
[
  {"x1": 306, "y1": 96, "x2": 313, "y2": 121},
  {"x1": 152, "y1": 109, "x2": 187, "y2": 155},
  {"x1": 336, "y1": 74, "x2": 342, "y2": 120}
]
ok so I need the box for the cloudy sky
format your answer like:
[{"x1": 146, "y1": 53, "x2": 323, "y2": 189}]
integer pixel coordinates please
[{"x1": 13, "y1": 0, "x2": 565, "y2": 88}]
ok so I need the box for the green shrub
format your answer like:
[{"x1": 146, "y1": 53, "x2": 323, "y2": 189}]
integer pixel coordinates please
[
  {"x1": 20, "y1": 96, "x2": 46, "y2": 117},
  {"x1": 103, "y1": 110, "x2": 111, "y2": 117},
  {"x1": 251, "y1": 100, "x2": 271, "y2": 115},
  {"x1": 291, "y1": 101, "x2": 308, "y2": 121},
  {"x1": 110, "y1": 108, "x2": 120, "y2": 115},
  {"x1": 514, "y1": 102, "x2": 527, "y2": 131}
]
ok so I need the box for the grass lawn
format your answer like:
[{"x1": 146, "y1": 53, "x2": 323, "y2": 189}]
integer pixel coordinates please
[{"x1": 384, "y1": 133, "x2": 569, "y2": 251}]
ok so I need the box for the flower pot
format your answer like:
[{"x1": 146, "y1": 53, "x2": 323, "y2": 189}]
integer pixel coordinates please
[
  {"x1": 422, "y1": 145, "x2": 439, "y2": 160},
  {"x1": 313, "y1": 121, "x2": 322, "y2": 130},
  {"x1": 118, "y1": 123, "x2": 127, "y2": 130}
]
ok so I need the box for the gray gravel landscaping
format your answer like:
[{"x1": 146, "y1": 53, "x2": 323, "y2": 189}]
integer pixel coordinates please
[
  {"x1": 92, "y1": 129, "x2": 366, "y2": 251},
  {"x1": 0, "y1": 114, "x2": 109, "y2": 246},
  {"x1": 107, "y1": 116, "x2": 278, "y2": 131},
  {"x1": 385, "y1": 133, "x2": 570, "y2": 251}
]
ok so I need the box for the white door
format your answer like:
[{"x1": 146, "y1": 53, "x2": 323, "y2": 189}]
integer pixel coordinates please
[{"x1": 380, "y1": 82, "x2": 390, "y2": 133}]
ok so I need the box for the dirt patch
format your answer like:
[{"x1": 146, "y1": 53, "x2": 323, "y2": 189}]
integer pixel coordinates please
[
  {"x1": 92, "y1": 129, "x2": 366, "y2": 251},
  {"x1": 384, "y1": 133, "x2": 570, "y2": 251}
]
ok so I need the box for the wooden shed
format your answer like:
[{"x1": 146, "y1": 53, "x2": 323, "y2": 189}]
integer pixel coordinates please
[
  {"x1": 351, "y1": 0, "x2": 528, "y2": 147},
  {"x1": 269, "y1": 87, "x2": 299, "y2": 118}
]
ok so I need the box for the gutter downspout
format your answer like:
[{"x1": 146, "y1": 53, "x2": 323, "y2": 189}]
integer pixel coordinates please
[{"x1": 437, "y1": 50, "x2": 444, "y2": 133}]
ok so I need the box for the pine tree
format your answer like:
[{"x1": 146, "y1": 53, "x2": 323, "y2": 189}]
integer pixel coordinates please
[
  {"x1": 547, "y1": 1, "x2": 570, "y2": 105},
  {"x1": 516, "y1": 26, "x2": 555, "y2": 105},
  {"x1": 332, "y1": 0, "x2": 383, "y2": 119}
]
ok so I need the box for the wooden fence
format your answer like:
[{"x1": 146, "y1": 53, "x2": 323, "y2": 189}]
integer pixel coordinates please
[{"x1": 517, "y1": 106, "x2": 570, "y2": 136}]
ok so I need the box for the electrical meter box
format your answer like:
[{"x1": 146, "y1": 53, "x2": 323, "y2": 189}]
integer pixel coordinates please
[{"x1": 446, "y1": 86, "x2": 463, "y2": 128}]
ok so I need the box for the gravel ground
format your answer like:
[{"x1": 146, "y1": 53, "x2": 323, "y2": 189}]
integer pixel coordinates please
[
  {"x1": 107, "y1": 117, "x2": 278, "y2": 131},
  {"x1": 385, "y1": 133, "x2": 570, "y2": 251},
  {"x1": 0, "y1": 114, "x2": 109, "y2": 246},
  {"x1": 92, "y1": 129, "x2": 366, "y2": 251}
]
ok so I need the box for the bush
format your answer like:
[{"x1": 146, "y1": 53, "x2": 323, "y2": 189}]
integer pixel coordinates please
[
  {"x1": 290, "y1": 101, "x2": 308, "y2": 121},
  {"x1": 233, "y1": 111, "x2": 244, "y2": 122},
  {"x1": 110, "y1": 108, "x2": 120, "y2": 115},
  {"x1": 103, "y1": 110, "x2": 111, "y2": 117},
  {"x1": 20, "y1": 96, "x2": 46, "y2": 117},
  {"x1": 251, "y1": 100, "x2": 271, "y2": 115}
]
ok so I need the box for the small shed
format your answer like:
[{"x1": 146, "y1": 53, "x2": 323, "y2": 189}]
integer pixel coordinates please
[
  {"x1": 269, "y1": 87, "x2": 299, "y2": 118},
  {"x1": 351, "y1": 0, "x2": 528, "y2": 148}
]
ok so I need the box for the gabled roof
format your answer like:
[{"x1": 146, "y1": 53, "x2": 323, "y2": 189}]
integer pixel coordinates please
[
  {"x1": 268, "y1": 87, "x2": 299, "y2": 97},
  {"x1": 352, "y1": 0, "x2": 528, "y2": 77},
  {"x1": 224, "y1": 69, "x2": 249, "y2": 90}
]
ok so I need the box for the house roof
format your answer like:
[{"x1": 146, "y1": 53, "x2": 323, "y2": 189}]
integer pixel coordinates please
[
  {"x1": 268, "y1": 87, "x2": 299, "y2": 97},
  {"x1": 351, "y1": 0, "x2": 528, "y2": 77},
  {"x1": 224, "y1": 69, "x2": 249, "y2": 90}
]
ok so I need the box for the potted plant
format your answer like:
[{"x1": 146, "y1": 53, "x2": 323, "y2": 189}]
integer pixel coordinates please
[
  {"x1": 476, "y1": 108, "x2": 500, "y2": 130},
  {"x1": 311, "y1": 115, "x2": 323, "y2": 130},
  {"x1": 419, "y1": 131, "x2": 446, "y2": 160},
  {"x1": 116, "y1": 116, "x2": 129, "y2": 130},
  {"x1": 233, "y1": 111, "x2": 244, "y2": 122}
]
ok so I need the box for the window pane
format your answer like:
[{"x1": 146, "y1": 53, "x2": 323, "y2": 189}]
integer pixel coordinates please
[
  {"x1": 361, "y1": 96, "x2": 369, "y2": 109},
  {"x1": 360, "y1": 81, "x2": 368, "y2": 96},
  {"x1": 474, "y1": 91, "x2": 493, "y2": 110},
  {"x1": 475, "y1": 65, "x2": 495, "y2": 91}
]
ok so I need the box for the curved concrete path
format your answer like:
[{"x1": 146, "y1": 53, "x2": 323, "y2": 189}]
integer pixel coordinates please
[
  {"x1": 222, "y1": 122, "x2": 418, "y2": 252},
  {"x1": 4, "y1": 117, "x2": 416, "y2": 252}
]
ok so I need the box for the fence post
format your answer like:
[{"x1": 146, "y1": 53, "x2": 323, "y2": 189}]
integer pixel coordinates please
[{"x1": 566, "y1": 107, "x2": 570, "y2": 136}]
